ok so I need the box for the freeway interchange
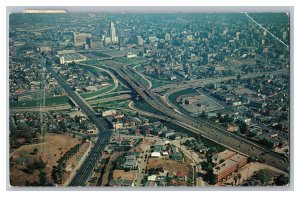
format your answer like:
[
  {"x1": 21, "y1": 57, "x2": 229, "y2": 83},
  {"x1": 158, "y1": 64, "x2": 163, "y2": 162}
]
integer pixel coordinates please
[
  {"x1": 43, "y1": 55, "x2": 288, "y2": 186},
  {"x1": 101, "y1": 60, "x2": 289, "y2": 173}
]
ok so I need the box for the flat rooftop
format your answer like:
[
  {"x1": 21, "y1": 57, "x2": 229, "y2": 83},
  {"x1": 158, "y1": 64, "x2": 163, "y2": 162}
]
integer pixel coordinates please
[
  {"x1": 213, "y1": 154, "x2": 247, "y2": 175},
  {"x1": 212, "y1": 149, "x2": 236, "y2": 164},
  {"x1": 213, "y1": 159, "x2": 237, "y2": 175}
]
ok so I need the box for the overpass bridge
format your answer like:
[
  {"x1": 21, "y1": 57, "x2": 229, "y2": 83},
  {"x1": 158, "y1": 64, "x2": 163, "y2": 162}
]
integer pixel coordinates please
[{"x1": 102, "y1": 60, "x2": 289, "y2": 173}]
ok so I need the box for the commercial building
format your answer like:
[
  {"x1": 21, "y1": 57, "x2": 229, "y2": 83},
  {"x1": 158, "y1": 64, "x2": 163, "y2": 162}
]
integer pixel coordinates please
[
  {"x1": 165, "y1": 33, "x2": 171, "y2": 41},
  {"x1": 213, "y1": 152, "x2": 248, "y2": 182},
  {"x1": 109, "y1": 21, "x2": 117, "y2": 44},
  {"x1": 59, "y1": 53, "x2": 86, "y2": 64},
  {"x1": 89, "y1": 38, "x2": 103, "y2": 49},
  {"x1": 102, "y1": 109, "x2": 117, "y2": 117},
  {"x1": 212, "y1": 149, "x2": 236, "y2": 165},
  {"x1": 122, "y1": 155, "x2": 138, "y2": 170},
  {"x1": 136, "y1": 36, "x2": 144, "y2": 46},
  {"x1": 126, "y1": 52, "x2": 137, "y2": 58},
  {"x1": 73, "y1": 32, "x2": 91, "y2": 46}
]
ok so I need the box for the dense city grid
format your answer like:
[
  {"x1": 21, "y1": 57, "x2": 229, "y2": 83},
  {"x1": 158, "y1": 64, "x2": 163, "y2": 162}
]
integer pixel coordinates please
[{"x1": 9, "y1": 13, "x2": 289, "y2": 187}]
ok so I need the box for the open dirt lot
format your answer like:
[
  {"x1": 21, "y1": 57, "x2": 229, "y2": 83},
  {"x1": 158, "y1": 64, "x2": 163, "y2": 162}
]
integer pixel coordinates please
[
  {"x1": 147, "y1": 158, "x2": 192, "y2": 178},
  {"x1": 113, "y1": 170, "x2": 137, "y2": 181},
  {"x1": 10, "y1": 133, "x2": 88, "y2": 186}
]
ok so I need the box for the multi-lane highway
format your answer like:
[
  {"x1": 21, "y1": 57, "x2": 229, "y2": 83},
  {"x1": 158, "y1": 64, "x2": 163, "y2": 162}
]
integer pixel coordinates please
[
  {"x1": 152, "y1": 69, "x2": 288, "y2": 93},
  {"x1": 42, "y1": 57, "x2": 113, "y2": 186},
  {"x1": 101, "y1": 60, "x2": 289, "y2": 172},
  {"x1": 42, "y1": 53, "x2": 289, "y2": 185}
]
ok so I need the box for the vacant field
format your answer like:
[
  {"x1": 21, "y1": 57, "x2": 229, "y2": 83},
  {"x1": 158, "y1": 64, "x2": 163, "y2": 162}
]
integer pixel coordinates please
[
  {"x1": 90, "y1": 51, "x2": 111, "y2": 58},
  {"x1": 130, "y1": 146, "x2": 143, "y2": 153},
  {"x1": 128, "y1": 139, "x2": 154, "y2": 153},
  {"x1": 147, "y1": 158, "x2": 192, "y2": 178},
  {"x1": 148, "y1": 77, "x2": 174, "y2": 89},
  {"x1": 10, "y1": 96, "x2": 69, "y2": 108},
  {"x1": 91, "y1": 100, "x2": 130, "y2": 109},
  {"x1": 9, "y1": 133, "x2": 87, "y2": 186},
  {"x1": 142, "y1": 139, "x2": 155, "y2": 146},
  {"x1": 113, "y1": 170, "x2": 137, "y2": 181}
]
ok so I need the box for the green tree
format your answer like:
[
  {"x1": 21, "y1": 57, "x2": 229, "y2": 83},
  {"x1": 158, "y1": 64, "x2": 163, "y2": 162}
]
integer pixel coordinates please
[
  {"x1": 39, "y1": 170, "x2": 49, "y2": 186},
  {"x1": 237, "y1": 173, "x2": 242, "y2": 185},
  {"x1": 201, "y1": 111, "x2": 206, "y2": 118},
  {"x1": 234, "y1": 176, "x2": 238, "y2": 186},
  {"x1": 238, "y1": 121, "x2": 248, "y2": 134},
  {"x1": 33, "y1": 148, "x2": 39, "y2": 155}
]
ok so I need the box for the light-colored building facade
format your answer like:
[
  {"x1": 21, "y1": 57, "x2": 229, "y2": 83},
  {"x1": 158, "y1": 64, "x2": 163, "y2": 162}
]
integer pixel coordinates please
[
  {"x1": 213, "y1": 153, "x2": 248, "y2": 182},
  {"x1": 73, "y1": 32, "x2": 91, "y2": 46},
  {"x1": 109, "y1": 22, "x2": 117, "y2": 44}
]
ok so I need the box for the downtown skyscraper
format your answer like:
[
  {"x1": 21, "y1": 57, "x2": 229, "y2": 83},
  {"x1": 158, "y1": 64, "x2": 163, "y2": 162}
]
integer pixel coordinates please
[{"x1": 109, "y1": 21, "x2": 117, "y2": 44}]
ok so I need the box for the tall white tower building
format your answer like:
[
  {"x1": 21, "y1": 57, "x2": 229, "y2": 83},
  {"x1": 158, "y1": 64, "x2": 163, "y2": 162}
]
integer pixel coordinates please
[
  {"x1": 165, "y1": 33, "x2": 171, "y2": 41},
  {"x1": 109, "y1": 21, "x2": 117, "y2": 44}
]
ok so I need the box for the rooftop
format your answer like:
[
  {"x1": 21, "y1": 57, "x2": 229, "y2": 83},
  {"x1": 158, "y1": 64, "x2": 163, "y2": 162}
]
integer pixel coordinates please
[
  {"x1": 213, "y1": 154, "x2": 247, "y2": 175},
  {"x1": 213, "y1": 158, "x2": 237, "y2": 175},
  {"x1": 212, "y1": 149, "x2": 236, "y2": 164}
]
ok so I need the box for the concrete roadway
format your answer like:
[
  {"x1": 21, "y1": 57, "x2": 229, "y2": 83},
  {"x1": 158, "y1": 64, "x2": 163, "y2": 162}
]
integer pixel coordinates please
[
  {"x1": 132, "y1": 64, "x2": 153, "y2": 89},
  {"x1": 152, "y1": 69, "x2": 288, "y2": 93},
  {"x1": 80, "y1": 63, "x2": 120, "y2": 101},
  {"x1": 87, "y1": 94, "x2": 132, "y2": 105},
  {"x1": 162, "y1": 76, "x2": 289, "y2": 170},
  {"x1": 43, "y1": 57, "x2": 113, "y2": 186},
  {"x1": 103, "y1": 60, "x2": 289, "y2": 173}
]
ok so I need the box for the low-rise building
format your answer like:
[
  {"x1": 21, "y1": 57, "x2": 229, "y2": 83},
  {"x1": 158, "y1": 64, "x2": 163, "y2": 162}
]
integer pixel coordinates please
[
  {"x1": 213, "y1": 153, "x2": 248, "y2": 182},
  {"x1": 122, "y1": 161, "x2": 138, "y2": 170},
  {"x1": 102, "y1": 109, "x2": 117, "y2": 117},
  {"x1": 212, "y1": 149, "x2": 236, "y2": 165},
  {"x1": 151, "y1": 152, "x2": 161, "y2": 158}
]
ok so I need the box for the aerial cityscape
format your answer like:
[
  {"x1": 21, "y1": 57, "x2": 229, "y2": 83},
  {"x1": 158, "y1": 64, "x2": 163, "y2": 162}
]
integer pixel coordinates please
[{"x1": 9, "y1": 12, "x2": 290, "y2": 187}]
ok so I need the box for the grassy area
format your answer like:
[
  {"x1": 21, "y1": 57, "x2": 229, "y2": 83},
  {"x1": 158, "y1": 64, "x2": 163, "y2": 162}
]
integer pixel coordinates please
[
  {"x1": 80, "y1": 65, "x2": 112, "y2": 80},
  {"x1": 142, "y1": 75, "x2": 175, "y2": 89},
  {"x1": 150, "y1": 78, "x2": 174, "y2": 89},
  {"x1": 168, "y1": 88, "x2": 198, "y2": 115},
  {"x1": 10, "y1": 96, "x2": 69, "y2": 108},
  {"x1": 93, "y1": 92, "x2": 120, "y2": 100},
  {"x1": 133, "y1": 100, "x2": 165, "y2": 116},
  {"x1": 80, "y1": 79, "x2": 129, "y2": 100},
  {"x1": 113, "y1": 84, "x2": 129, "y2": 92},
  {"x1": 135, "y1": 65, "x2": 144, "y2": 72},
  {"x1": 90, "y1": 51, "x2": 111, "y2": 58},
  {"x1": 130, "y1": 70, "x2": 149, "y2": 87},
  {"x1": 88, "y1": 91, "x2": 130, "y2": 101},
  {"x1": 77, "y1": 65, "x2": 116, "y2": 99},
  {"x1": 91, "y1": 99, "x2": 130, "y2": 109},
  {"x1": 80, "y1": 60, "x2": 99, "y2": 65},
  {"x1": 80, "y1": 85, "x2": 115, "y2": 99}
]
